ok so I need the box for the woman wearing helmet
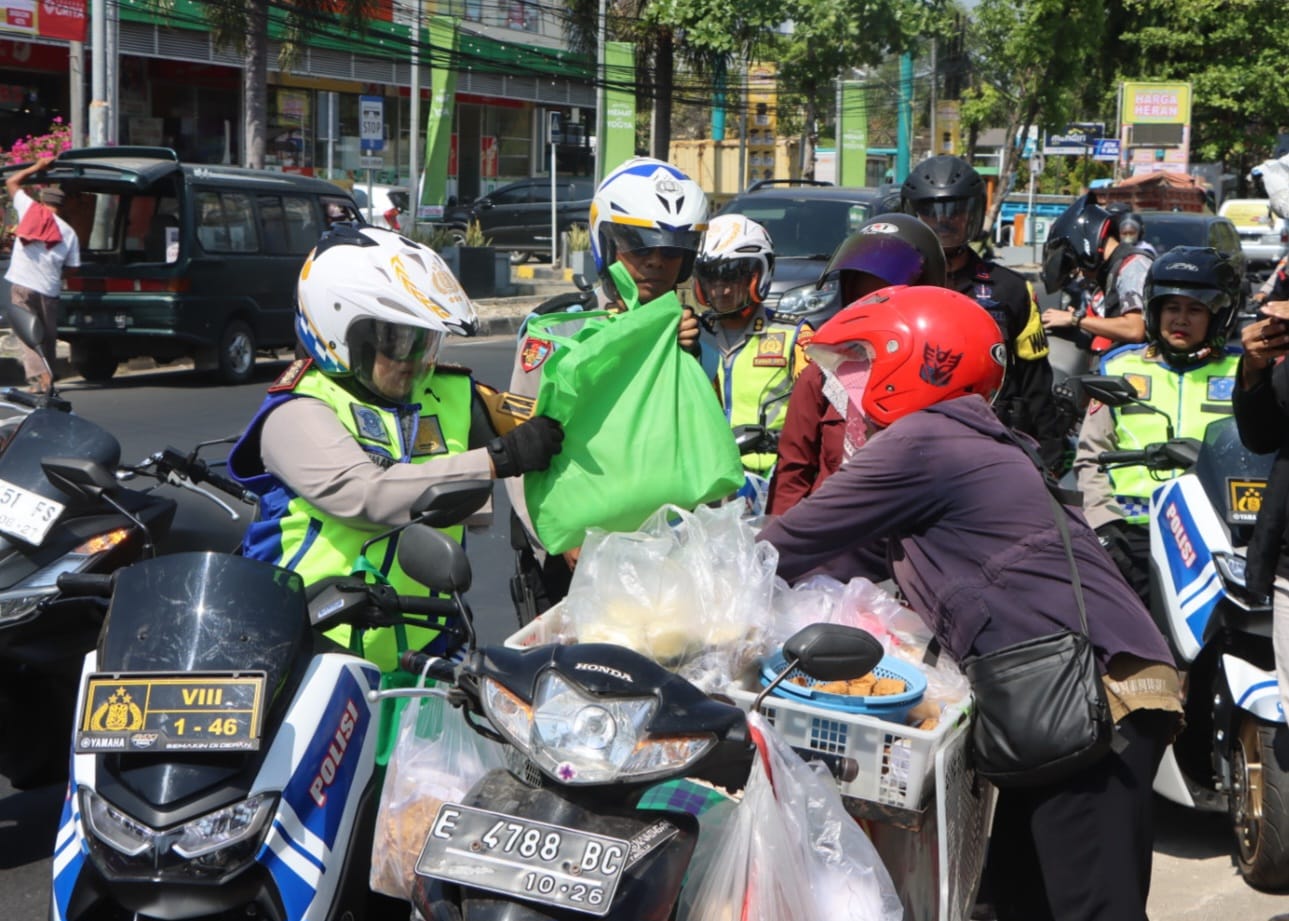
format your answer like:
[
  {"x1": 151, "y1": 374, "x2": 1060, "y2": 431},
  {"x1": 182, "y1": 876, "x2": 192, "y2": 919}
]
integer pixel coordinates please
[
  {"x1": 1073, "y1": 246, "x2": 1243, "y2": 602},
  {"x1": 505, "y1": 157, "x2": 709, "y2": 619},
  {"x1": 229, "y1": 225, "x2": 564, "y2": 671},
  {"x1": 692, "y1": 213, "x2": 794, "y2": 476},
  {"x1": 903, "y1": 155, "x2": 1064, "y2": 470},
  {"x1": 765, "y1": 213, "x2": 945, "y2": 514},
  {"x1": 1041, "y1": 194, "x2": 1152, "y2": 350},
  {"x1": 760, "y1": 285, "x2": 1181, "y2": 921}
]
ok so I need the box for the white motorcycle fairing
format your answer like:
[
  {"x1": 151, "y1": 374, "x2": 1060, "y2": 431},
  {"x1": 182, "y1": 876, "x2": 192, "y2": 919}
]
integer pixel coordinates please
[{"x1": 51, "y1": 649, "x2": 381, "y2": 921}]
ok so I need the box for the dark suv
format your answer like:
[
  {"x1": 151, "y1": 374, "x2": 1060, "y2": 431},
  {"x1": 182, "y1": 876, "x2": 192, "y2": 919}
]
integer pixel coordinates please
[
  {"x1": 1139, "y1": 211, "x2": 1247, "y2": 279},
  {"x1": 715, "y1": 180, "x2": 884, "y2": 327},
  {"x1": 442, "y1": 177, "x2": 594, "y2": 263}
]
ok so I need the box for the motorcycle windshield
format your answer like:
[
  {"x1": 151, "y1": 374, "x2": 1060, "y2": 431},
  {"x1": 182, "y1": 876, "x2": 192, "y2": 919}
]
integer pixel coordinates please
[
  {"x1": 98, "y1": 552, "x2": 309, "y2": 689},
  {"x1": 1196, "y1": 416, "x2": 1275, "y2": 529},
  {"x1": 0, "y1": 408, "x2": 121, "y2": 502}
]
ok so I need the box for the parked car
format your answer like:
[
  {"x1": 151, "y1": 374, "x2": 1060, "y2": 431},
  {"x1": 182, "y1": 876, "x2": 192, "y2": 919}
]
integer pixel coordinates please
[
  {"x1": 351, "y1": 183, "x2": 409, "y2": 231},
  {"x1": 1217, "y1": 197, "x2": 1288, "y2": 280},
  {"x1": 715, "y1": 179, "x2": 884, "y2": 327},
  {"x1": 1139, "y1": 210, "x2": 1247, "y2": 281},
  {"x1": 4, "y1": 146, "x2": 361, "y2": 384},
  {"x1": 441, "y1": 176, "x2": 594, "y2": 263}
]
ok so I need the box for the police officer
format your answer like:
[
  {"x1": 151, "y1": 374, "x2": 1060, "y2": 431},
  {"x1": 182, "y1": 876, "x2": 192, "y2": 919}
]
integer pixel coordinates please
[
  {"x1": 1074, "y1": 246, "x2": 1243, "y2": 601},
  {"x1": 692, "y1": 213, "x2": 804, "y2": 476},
  {"x1": 902, "y1": 155, "x2": 1065, "y2": 469},
  {"x1": 229, "y1": 225, "x2": 564, "y2": 671}
]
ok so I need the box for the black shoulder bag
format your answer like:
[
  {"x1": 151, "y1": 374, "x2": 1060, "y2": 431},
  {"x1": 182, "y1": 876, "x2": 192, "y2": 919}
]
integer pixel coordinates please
[{"x1": 961, "y1": 431, "x2": 1113, "y2": 788}]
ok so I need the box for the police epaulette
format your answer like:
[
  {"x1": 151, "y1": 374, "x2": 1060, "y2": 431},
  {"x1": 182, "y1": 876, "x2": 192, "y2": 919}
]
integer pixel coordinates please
[
  {"x1": 435, "y1": 362, "x2": 472, "y2": 376},
  {"x1": 268, "y1": 357, "x2": 312, "y2": 392}
]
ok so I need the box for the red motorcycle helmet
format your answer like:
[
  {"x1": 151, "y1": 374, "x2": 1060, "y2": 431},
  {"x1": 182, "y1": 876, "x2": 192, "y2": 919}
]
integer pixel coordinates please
[{"x1": 811, "y1": 285, "x2": 1007, "y2": 428}]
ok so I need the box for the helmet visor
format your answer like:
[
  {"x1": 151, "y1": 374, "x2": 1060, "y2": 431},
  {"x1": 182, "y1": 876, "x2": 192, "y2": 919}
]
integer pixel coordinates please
[
  {"x1": 694, "y1": 257, "x2": 760, "y2": 313},
  {"x1": 608, "y1": 223, "x2": 702, "y2": 258},
  {"x1": 808, "y1": 340, "x2": 877, "y2": 451},
  {"x1": 822, "y1": 234, "x2": 931, "y2": 291},
  {"x1": 350, "y1": 319, "x2": 443, "y2": 402},
  {"x1": 910, "y1": 198, "x2": 980, "y2": 249},
  {"x1": 1041, "y1": 241, "x2": 1078, "y2": 294}
]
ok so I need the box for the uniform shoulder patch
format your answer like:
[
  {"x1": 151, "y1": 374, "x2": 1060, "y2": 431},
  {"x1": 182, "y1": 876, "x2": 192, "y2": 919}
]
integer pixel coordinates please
[
  {"x1": 268, "y1": 358, "x2": 312, "y2": 392},
  {"x1": 521, "y1": 336, "x2": 554, "y2": 372}
]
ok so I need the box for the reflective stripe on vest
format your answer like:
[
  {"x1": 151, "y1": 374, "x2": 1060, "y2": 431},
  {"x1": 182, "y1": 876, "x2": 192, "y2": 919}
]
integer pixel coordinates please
[{"x1": 1103, "y1": 347, "x2": 1240, "y2": 523}]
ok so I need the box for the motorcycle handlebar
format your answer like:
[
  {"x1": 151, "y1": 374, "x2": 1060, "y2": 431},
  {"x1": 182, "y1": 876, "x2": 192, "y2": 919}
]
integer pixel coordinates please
[
  {"x1": 1096, "y1": 449, "x2": 1147, "y2": 465},
  {"x1": 791, "y1": 747, "x2": 859, "y2": 784},
  {"x1": 57, "y1": 572, "x2": 115, "y2": 597},
  {"x1": 398, "y1": 596, "x2": 463, "y2": 618},
  {"x1": 159, "y1": 448, "x2": 255, "y2": 504},
  {"x1": 398, "y1": 650, "x2": 459, "y2": 683}
]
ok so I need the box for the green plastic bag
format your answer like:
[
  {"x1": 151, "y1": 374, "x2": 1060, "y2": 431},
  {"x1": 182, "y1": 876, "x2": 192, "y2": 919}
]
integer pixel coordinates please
[{"x1": 523, "y1": 263, "x2": 743, "y2": 554}]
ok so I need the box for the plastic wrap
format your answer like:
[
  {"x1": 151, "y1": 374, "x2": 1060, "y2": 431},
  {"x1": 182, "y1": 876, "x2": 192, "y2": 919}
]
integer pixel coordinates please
[
  {"x1": 563, "y1": 502, "x2": 779, "y2": 692},
  {"x1": 677, "y1": 712, "x2": 904, "y2": 921},
  {"x1": 1255, "y1": 153, "x2": 1289, "y2": 220},
  {"x1": 370, "y1": 690, "x2": 507, "y2": 899}
]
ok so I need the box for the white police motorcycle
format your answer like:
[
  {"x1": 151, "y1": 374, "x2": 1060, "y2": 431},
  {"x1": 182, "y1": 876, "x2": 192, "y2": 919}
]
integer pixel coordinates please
[{"x1": 1083, "y1": 375, "x2": 1287, "y2": 889}]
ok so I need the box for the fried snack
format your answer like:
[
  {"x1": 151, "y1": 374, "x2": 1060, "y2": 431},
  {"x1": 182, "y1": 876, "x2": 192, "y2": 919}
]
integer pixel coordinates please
[
  {"x1": 815, "y1": 680, "x2": 852, "y2": 695},
  {"x1": 847, "y1": 676, "x2": 877, "y2": 696},
  {"x1": 871, "y1": 677, "x2": 907, "y2": 696},
  {"x1": 917, "y1": 717, "x2": 940, "y2": 732}
]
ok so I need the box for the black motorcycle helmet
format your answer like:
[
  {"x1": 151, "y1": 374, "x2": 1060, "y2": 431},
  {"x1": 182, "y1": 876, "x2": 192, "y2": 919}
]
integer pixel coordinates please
[
  {"x1": 817, "y1": 212, "x2": 947, "y2": 305},
  {"x1": 1143, "y1": 245, "x2": 1241, "y2": 368},
  {"x1": 900, "y1": 155, "x2": 986, "y2": 254},
  {"x1": 1041, "y1": 194, "x2": 1115, "y2": 293}
]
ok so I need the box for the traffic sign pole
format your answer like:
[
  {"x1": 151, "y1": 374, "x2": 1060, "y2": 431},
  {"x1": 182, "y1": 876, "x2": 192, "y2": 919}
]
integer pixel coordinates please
[{"x1": 360, "y1": 96, "x2": 386, "y2": 225}]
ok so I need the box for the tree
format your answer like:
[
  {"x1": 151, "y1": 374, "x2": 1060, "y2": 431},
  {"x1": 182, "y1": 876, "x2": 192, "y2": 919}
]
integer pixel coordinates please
[
  {"x1": 1115, "y1": 0, "x2": 1289, "y2": 190},
  {"x1": 202, "y1": 0, "x2": 373, "y2": 169},
  {"x1": 958, "y1": 0, "x2": 1104, "y2": 232}
]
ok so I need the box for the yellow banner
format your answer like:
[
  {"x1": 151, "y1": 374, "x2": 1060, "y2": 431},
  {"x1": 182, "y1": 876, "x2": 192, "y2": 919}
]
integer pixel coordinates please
[{"x1": 1122, "y1": 82, "x2": 1191, "y2": 125}]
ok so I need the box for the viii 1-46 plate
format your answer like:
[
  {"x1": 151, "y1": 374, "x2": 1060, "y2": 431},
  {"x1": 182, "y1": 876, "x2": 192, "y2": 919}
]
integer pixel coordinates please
[{"x1": 416, "y1": 803, "x2": 630, "y2": 916}]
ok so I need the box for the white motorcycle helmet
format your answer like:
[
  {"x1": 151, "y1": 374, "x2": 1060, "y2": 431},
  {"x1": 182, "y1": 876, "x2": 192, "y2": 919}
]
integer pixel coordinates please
[
  {"x1": 693, "y1": 213, "x2": 776, "y2": 313},
  {"x1": 295, "y1": 224, "x2": 479, "y2": 402},
  {"x1": 589, "y1": 157, "x2": 708, "y2": 288}
]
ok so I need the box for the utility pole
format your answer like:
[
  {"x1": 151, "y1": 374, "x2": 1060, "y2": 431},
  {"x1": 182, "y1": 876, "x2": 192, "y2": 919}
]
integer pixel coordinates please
[
  {"x1": 928, "y1": 39, "x2": 937, "y2": 155},
  {"x1": 593, "y1": 0, "x2": 606, "y2": 182},
  {"x1": 89, "y1": 0, "x2": 108, "y2": 146},
  {"x1": 69, "y1": 42, "x2": 84, "y2": 148},
  {"x1": 408, "y1": 0, "x2": 421, "y2": 234},
  {"x1": 896, "y1": 54, "x2": 912, "y2": 181}
]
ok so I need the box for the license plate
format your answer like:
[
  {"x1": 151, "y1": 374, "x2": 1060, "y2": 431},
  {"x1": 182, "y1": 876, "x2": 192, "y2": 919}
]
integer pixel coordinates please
[
  {"x1": 0, "y1": 477, "x2": 64, "y2": 544},
  {"x1": 416, "y1": 804, "x2": 629, "y2": 916},
  {"x1": 75, "y1": 671, "x2": 267, "y2": 753}
]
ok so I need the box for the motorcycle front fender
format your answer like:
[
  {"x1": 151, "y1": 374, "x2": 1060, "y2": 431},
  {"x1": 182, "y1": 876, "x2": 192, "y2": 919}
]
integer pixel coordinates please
[
  {"x1": 414, "y1": 768, "x2": 700, "y2": 921},
  {"x1": 1221, "y1": 653, "x2": 1285, "y2": 725}
]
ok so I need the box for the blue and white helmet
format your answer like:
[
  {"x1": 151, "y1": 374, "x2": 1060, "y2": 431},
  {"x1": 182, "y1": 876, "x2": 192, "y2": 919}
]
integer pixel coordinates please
[
  {"x1": 295, "y1": 225, "x2": 478, "y2": 398},
  {"x1": 589, "y1": 157, "x2": 708, "y2": 286}
]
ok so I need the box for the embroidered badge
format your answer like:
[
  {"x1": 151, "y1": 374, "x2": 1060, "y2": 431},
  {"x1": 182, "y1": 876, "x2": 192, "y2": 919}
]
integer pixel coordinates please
[
  {"x1": 919, "y1": 342, "x2": 963, "y2": 387},
  {"x1": 1124, "y1": 374, "x2": 1151, "y2": 401},
  {"x1": 521, "y1": 337, "x2": 553, "y2": 372},
  {"x1": 351, "y1": 405, "x2": 390, "y2": 444},
  {"x1": 413, "y1": 415, "x2": 449, "y2": 456},
  {"x1": 1207, "y1": 376, "x2": 1235, "y2": 402},
  {"x1": 753, "y1": 331, "x2": 788, "y2": 367},
  {"x1": 268, "y1": 358, "x2": 312, "y2": 392}
]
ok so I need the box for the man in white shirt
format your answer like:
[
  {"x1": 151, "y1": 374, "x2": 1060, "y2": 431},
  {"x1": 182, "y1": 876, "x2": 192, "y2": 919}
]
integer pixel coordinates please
[{"x1": 5, "y1": 155, "x2": 80, "y2": 392}]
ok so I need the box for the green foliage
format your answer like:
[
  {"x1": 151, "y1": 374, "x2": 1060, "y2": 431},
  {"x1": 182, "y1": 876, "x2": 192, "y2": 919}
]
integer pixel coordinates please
[
  {"x1": 404, "y1": 225, "x2": 462, "y2": 252},
  {"x1": 463, "y1": 219, "x2": 491, "y2": 248}
]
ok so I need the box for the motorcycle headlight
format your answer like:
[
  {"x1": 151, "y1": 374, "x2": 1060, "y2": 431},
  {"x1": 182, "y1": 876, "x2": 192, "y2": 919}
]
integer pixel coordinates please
[
  {"x1": 775, "y1": 279, "x2": 837, "y2": 317},
  {"x1": 481, "y1": 673, "x2": 716, "y2": 785},
  {"x1": 0, "y1": 529, "x2": 130, "y2": 626},
  {"x1": 1213, "y1": 552, "x2": 1270, "y2": 609},
  {"x1": 81, "y1": 787, "x2": 276, "y2": 881}
]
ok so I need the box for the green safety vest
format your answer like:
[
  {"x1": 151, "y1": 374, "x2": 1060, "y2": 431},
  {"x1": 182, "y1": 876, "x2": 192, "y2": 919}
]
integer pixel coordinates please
[
  {"x1": 278, "y1": 369, "x2": 473, "y2": 670},
  {"x1": 1102, "y1": 346, "x2": 1240, "y2": 523},
  {"x1": 716, "y1": 318, "x2": 807, "y2": 475}
]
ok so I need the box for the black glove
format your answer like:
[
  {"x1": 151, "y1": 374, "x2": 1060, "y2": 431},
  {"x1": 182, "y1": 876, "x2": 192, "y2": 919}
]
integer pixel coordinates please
[{"x1": 488, "y1": 416, "x2": 564, "y2": 478}]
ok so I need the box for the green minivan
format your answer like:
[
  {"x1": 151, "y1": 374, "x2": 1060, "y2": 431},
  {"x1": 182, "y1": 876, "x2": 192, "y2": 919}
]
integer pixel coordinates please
[{"x1": 15, "y1": 147, "x2": 362, "y2": 384}]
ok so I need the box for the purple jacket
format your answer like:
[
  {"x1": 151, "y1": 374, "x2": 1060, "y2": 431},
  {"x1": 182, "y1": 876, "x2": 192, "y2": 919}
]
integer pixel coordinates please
[{"x1": 759, "y1": 395, "x2": 1173, "y2": 671}]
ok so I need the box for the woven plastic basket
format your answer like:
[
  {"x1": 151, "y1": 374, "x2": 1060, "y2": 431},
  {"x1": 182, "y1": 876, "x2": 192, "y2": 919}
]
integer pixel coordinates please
[{"x1": 760, "y1": 650, "x2": 927, "y2": 724}]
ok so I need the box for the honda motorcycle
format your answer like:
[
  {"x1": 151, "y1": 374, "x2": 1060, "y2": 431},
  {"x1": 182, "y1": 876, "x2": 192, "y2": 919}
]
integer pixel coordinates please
[
  {"x1": 1083, "y1": 374, "x2": 1287, "y2": 889},
  {"x1": 50, "y1": 480, "x2": 491, "y2": 921}
]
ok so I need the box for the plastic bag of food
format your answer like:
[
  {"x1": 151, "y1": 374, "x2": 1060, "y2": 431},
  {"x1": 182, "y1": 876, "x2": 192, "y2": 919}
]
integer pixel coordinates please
[
  {"x1": 1255, "y1": 154, "x2": 1289, "y2": 220},
  {"x1": 563, "y1": 502, "x2": 778, "y2": 691},
  {"x1": 677, "y1": 712, "x2": 904, "y2": 921},
  {"x1": 370, "y1": 689, "x2": 507, "y2": 899}
]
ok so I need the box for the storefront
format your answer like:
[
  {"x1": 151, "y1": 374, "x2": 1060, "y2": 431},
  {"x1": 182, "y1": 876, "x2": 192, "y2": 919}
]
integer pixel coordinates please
[{"x1": 0, "y1": 39, "x2": 71, "y2": 149}]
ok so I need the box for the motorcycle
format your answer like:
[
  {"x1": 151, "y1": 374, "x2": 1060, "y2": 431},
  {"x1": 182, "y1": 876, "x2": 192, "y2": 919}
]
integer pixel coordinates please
[
  {"x1": 371, "y1": 503, "x2": 884, "y2": 921},
  {"x1": 49, "y1": 479, "x2": 491, "y2": 921},
  {"x1": 1081, "y1": 374, "x2": 1287, "y2": 888},
  {"x1": 0, "y1": 303, "x2": 260, "y2": 789}
]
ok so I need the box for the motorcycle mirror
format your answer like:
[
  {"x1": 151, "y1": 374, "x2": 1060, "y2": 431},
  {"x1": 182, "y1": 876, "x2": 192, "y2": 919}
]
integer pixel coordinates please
[
  {"x1": 1073, "y1": 374, "x2": 1139, "y2": 407},
  {"x1": 42, "y1": 456, "x2": 117, "y2": 499},
  {"x1": 398, "y1": 524, "x2": 472, "y2": 595},
  {"x1": 783, "y1": 623, "x2": 884, "y2": 681},
  {"x1": 5, "y1": 302, "x2": 45, "y2": 353},
  {"x1": 410, "y1": 480, "x2": 493, "y2": 530}
]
